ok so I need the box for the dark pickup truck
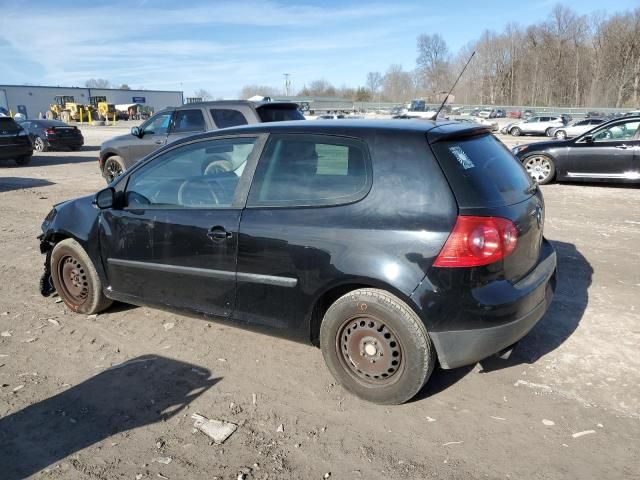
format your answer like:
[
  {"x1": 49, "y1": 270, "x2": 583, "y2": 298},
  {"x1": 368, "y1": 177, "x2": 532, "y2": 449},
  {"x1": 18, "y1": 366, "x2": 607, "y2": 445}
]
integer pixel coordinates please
[{"x1": 99, "y1": 100, "x2": 304, "y2": 182}]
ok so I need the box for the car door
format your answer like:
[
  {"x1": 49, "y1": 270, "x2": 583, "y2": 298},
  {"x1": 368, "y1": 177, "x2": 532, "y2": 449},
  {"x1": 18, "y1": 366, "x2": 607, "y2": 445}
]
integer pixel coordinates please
[
  {"x1": 235, "y1": 134, "x2": 372, "y2": 339},
  {"x1": 521, "y1": 117, "x2": 539, "y2": 134},
  {"x1": 99, "y1": 134, "x2": 265, "y2": 317},
  {"x1": 166, "y1": 108, "x2": 208, "y2": 144},
  {"x1": 565, "y1": 119, "x2": 640, "y2": 179},
  {"x1": 128, "y1": 110, "x2": 174, "y2": 161}
]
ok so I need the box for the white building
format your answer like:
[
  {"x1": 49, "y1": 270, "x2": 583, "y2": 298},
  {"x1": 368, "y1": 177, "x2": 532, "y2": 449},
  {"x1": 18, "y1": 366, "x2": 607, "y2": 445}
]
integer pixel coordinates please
[{"x1": 0, "y1": 84, "x2": 183, "y2": 119}]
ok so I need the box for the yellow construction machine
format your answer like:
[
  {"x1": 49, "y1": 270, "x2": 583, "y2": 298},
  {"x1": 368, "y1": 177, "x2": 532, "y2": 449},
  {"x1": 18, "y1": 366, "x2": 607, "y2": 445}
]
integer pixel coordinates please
[{"x1": 90, "y1": 96, "x2": 116, "y2": 121}]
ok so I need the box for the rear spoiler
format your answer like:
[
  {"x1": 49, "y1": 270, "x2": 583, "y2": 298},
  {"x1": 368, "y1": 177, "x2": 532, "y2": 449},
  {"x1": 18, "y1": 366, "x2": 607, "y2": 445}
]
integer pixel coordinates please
[{"x1": 427, "y1": 123, "x2": 492, "y2": 144}]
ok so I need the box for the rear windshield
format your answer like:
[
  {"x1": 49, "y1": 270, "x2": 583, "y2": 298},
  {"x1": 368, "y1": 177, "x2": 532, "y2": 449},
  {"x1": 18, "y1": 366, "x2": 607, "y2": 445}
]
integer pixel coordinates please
[
  {"x1": 257, "y1": 106, "x2": 305, "y2": 122},
  {"x1": 0, "y1": 117, "x2": 21, "y2": 133},
  {"x1": 430, "y1": 134, "x2": 534, "y2": 207}
]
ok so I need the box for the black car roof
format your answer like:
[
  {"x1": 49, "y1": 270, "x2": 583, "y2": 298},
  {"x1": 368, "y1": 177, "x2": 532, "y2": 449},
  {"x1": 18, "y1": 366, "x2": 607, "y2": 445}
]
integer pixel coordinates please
[
  {"x1": 178, "y1": 100, "x2": 299, "y2": 109},
  {"x1": 167, "y1": 119, "x2": 491, "y2": 147}
]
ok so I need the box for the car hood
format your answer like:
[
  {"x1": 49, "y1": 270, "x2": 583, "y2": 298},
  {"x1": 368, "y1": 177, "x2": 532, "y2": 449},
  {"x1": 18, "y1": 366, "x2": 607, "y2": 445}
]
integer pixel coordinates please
[
  {"x1": 512, "y1": 138, "x2": 572, "y2": 154},
  {"x1": 101, "y1": 133, "x2": 132, "y2": 150}
]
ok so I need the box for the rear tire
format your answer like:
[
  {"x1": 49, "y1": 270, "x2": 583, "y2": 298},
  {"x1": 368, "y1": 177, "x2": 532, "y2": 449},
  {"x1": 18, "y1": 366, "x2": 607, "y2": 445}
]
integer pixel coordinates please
[
  {"x1": 15, "y1": 156, "x2": 32, "y2": 166},
  {"x1": 103, "y1": 155, "x2": 125, "y2": 183},
  {"x1": 523, "y1": 154, "x2": 556, "y2": 185},
  {"x1": 50, "y1": 238, "x2": 112, "y2": 315},
  {"x1": 554, "y1": 130, "x2": 567, "y2": 139},
  {"x1": 510, "y1": 127, "x2": 522, "y2": 136},
  {"x1": 320, "y1": 288, "x2": 435, "y2": 405},
  {"x1": 33, "y1": 136, "x2": 47, "y2": 152}
]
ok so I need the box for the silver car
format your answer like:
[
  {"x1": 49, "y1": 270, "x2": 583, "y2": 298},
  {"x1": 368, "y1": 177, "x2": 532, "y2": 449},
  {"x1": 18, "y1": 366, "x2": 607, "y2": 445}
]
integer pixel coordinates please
[
  {"x1": 501, "y1": 116, "x2": 564, "y2": 137},
  {"x1": 548, "y1": 118, "x2": 606, "y2": 139}
]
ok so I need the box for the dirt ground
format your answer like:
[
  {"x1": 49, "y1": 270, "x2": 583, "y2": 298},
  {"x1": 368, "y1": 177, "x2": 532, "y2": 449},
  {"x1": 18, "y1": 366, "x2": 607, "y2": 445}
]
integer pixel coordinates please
[{"x1": 0, "y1": 125, "x2": 639, "y2": 480}]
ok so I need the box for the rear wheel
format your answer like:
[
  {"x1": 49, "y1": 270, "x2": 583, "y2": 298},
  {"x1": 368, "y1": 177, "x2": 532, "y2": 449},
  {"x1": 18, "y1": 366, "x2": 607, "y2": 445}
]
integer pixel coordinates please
[
  {"x1": 33, "y1": 136, "x2": 47, "y2": 152},
  {"x1": 15, "y1": 156, "x2": 32, "y2": 166},
  {"x1": 523, "y1": 154, "x2": 556, "y2": 184},
  {"x1": 320, "y1": 288, "x2": 435, "y2": 405},
  {"x1": 510, "y1": 127, "x2": 522, "y2": 136},
  {"x1": 50, "y1": 238, "x2": 112, "y2": 314},
  {"x1": 103, "y1": 155, "x2": 125, "y2": 183}
]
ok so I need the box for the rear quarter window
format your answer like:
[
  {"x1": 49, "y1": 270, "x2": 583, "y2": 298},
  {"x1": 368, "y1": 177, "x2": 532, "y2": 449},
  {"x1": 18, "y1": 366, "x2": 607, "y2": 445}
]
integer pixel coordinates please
[
  {"x1": 257, "y1": 107, "x2": 305, "y2": 122},
  {"x1": 211, "y1": 109, "x2": 248, "y2": 128},
  {"x1": 430, "y1": 134, "x2": 534, "y2": 208},
  {"x1": 0, "y1": 117, "x2": 21, "y2": 133}
]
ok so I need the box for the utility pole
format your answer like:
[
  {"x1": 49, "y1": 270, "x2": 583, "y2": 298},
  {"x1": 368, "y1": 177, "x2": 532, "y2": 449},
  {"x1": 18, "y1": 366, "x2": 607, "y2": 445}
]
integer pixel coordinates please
[{"x1": 283, "y1": 73, "x2": 291, "y2": 97}]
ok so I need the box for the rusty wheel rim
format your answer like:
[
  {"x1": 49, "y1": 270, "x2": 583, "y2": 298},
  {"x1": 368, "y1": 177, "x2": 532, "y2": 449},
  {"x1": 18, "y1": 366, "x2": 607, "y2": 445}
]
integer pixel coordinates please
[
  {"x1": 57, "y1": 255, "x2": 89, "y2": 307},
  {"x1": 337, "y1": 316, "x2": 403, "y2": 384}
]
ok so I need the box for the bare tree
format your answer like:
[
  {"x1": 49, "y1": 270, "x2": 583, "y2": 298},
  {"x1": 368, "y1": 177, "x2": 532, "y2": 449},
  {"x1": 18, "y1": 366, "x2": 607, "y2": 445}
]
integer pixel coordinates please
[
  {"x1": 85, "y1": 78, "x2": 111, "y2": 88},
  {"x1": 416, "y1": 34, "x2": 451, "y2": 95},
  {"x1": 193, "y1": 89, "x2": 213, "y2": 101},
  {"x1": 366, "y1": 72, "x2": 383, "y2": 95},
  {"x1": 239, "y1": 84, "x2": 280, "y2": 99},
  {"x1": 382, "y1": 64, "x2": 414, "y2": 102}
]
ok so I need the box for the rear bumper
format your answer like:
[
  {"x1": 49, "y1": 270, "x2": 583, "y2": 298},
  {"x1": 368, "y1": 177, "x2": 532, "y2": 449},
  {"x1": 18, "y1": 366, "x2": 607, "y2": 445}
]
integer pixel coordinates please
[
  {"x1": 47, "y1": 137, "x2": 84, "y2": 148},
  {"x1": 428, "y1": 240, "x2": 557, "y2": 369},
  {"x1": 0, "y1": 145, "x2": 33, "y2": 160}
]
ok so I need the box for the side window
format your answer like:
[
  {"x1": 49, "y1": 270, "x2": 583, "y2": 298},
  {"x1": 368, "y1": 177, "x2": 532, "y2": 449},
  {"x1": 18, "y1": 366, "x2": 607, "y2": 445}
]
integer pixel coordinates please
[
  {"x1": 172, "y1": 109, "x2": 206, "y2": 133},
  {"x1": 248, "y1": 134, "x2": 370, "y2": 207},
  {"x1": 211, "y1": 109, "x2": 248, "y2": 128},
  {"x1": 125, "y1": 137, "x2": 258, "y2": 208},
  {"x1": 143, "y1": 112, "x2": 173, "y2": 135},
  {"x1": 593, "y1": 121, "x2": 640, "y2": 142}
]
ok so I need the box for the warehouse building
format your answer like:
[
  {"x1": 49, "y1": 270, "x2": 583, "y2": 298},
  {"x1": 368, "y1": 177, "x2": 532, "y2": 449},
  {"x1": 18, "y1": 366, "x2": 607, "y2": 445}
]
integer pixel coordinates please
[{"x1": 0, "y1": 85, "x2": 183, "y2": 119}]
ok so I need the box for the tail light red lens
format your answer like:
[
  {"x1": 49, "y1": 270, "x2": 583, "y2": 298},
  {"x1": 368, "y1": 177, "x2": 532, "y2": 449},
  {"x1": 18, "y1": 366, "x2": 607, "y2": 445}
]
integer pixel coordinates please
[
  {"x1": 45, "y1": 128, "x2": 56, "y2": 136},
  {"x1": 434, "y1": 216, "x2": 519, "y2": 268}
]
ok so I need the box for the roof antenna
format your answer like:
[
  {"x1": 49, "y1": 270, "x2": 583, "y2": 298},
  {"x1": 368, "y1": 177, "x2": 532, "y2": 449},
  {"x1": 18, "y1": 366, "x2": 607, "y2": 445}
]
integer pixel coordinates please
[{"x1": 434, "y1": 51, "x2": 475, "y2": 120}]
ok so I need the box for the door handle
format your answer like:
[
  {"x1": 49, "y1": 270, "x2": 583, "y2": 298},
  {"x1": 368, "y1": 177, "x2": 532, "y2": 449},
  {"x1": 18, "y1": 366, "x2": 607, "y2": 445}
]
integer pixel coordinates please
[
  {"x1": 207, "y1": 226, "x2": 232, "y2": 242},
  {"x1": 615, "y1": 144, "x2": 629, "y2": 149},
  {"x1": 154, "y1": 139, "x2": 165, "y2": 145}
]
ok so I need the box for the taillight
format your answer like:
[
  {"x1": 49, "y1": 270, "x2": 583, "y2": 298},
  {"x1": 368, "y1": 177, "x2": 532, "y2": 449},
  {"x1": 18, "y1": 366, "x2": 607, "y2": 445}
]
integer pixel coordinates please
[
  {"x1": 45, "y1": 128, "x2": 56, "y2": 136},
  {"x1": 434, "y1": 216, "x2": 518, "y2": 268}
]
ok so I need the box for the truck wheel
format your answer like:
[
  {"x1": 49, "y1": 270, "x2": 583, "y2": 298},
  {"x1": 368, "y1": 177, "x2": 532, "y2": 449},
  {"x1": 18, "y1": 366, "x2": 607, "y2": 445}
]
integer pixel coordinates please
[
  {"x1": 103, "y1": 156, "x2": 125, "y2": 183},
  {"x1": 320, "y1": 288, "x2": 435, "y2": 405},
  {"x1": 50, "y1": 238, "x2": 112, "y2": 314},
  {"x1": 15, "y1": 156, "x2": 32, "y2": 166}
]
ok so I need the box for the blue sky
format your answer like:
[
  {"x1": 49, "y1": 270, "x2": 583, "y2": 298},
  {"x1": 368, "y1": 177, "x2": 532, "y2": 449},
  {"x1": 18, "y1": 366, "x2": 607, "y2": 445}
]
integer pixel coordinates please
[{"x1": 0, "y1": 0, "x2": 638, "y2": 98}]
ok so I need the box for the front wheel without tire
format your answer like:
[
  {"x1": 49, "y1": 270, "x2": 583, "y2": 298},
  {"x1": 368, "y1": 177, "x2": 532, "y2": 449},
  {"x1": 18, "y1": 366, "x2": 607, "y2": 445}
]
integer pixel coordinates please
[
  {"x1": 50, "y1": 238, "x2": 112, "y2": 314},
  {"x1": 320, "y1": 288, "x2": 435, "y2": 405},
  {"x1": 523, "y1": 154, "x2": 556, "y2": 184}
]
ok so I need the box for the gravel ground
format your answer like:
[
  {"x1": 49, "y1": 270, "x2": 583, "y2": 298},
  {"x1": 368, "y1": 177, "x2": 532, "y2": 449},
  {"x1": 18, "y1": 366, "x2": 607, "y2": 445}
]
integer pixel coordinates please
[{"x1": 0, "y1": 124, "x2": 638, "y2": 480}]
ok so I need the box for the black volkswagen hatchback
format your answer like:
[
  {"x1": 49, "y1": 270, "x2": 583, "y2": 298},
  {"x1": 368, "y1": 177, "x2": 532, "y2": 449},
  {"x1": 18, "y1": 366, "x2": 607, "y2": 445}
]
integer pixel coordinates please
[{"x1": 39, "y1": 120, "x2": 556, "y2": 404}]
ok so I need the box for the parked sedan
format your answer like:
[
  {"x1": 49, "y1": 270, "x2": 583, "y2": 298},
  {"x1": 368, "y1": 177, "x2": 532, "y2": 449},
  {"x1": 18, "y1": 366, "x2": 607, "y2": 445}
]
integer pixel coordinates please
[
  {"x1": 513, "y1": 115, "x2": 640, "y2": 184},
  {"x1": 454, "y1": 117, "x2": 498, "y2": 131},
  {"x1": 548, "y1": 118, "x2": 606, "y2": 139},
  {"x1": 0, "y1": 116, "x2": 33, "y2": 165},
  {"x1": 39, "y1": 119, "x2": 556, "y2": 405},
  {"x1": 20, "y1": 120, "x2": 84, "y2": 152}
]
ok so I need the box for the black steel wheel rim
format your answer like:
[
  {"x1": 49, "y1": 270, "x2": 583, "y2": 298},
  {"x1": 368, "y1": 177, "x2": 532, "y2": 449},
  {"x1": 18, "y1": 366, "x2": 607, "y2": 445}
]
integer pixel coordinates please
[{"x1": 336, "y1": 315, "x2": 403, "y2": 385}]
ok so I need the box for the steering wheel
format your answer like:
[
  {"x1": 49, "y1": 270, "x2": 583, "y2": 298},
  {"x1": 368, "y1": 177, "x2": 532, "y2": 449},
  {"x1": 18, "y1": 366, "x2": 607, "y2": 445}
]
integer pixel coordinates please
[
  {"x1": 204, "y1": 160, "x2": 233, "y2": 176},
  {"x1": 177, "y1": 178, "x2": 221, "y2": 206}
]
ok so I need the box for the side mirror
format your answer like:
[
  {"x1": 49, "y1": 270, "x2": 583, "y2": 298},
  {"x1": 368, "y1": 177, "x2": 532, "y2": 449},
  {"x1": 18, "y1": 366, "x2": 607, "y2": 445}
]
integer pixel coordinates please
[
  {"x1": 93, "y1": 187, "x2": 115, "y2": 209},
  {"x1": 131, "y1": 126, "x2": 142, "y2": 137},
  {"x1": 583, "y1": 135, "x2": 594, "y2": 144}
]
